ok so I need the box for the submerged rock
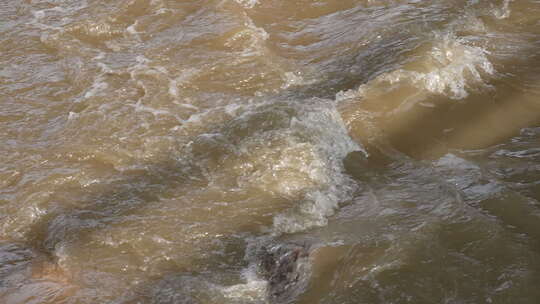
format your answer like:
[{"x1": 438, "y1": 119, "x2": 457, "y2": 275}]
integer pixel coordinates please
[{"x1": 257, "y1": 243, "x2": 311, "y2": 303}]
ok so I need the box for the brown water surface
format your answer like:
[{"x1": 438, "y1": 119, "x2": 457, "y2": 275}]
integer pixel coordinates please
[{"x1": 1, "y1": 0, "x2": 540, "y2": 303}]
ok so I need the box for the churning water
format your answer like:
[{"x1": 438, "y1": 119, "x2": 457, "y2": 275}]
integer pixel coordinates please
[{"x1": 1, "y1": 0, "x2": 540, "y2": 303}]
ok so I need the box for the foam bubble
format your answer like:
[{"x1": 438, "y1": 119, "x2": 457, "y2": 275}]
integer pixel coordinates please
[
  {"x1": 420, "y1": 34, "x2": 494, "y2": 98},
  {"x1": 355, "y1": 33, "x2": 494, "y2": 100},
  {"x1": 234, "y1": 0, "x2": 260, "y2": 9},
  {"x1": 281, "y1": 71, "x2": 316, "y2": 89},
  {"x1": 65, "y1": 20, "x2": 124, "y2": 40},
  {"x1": 225, "y1": 16, "x2": 269, "y2": 58},
  {"x1": 220, "y1": 266, "x2": 268, "y2": 301},
  {"x1": 269, "y1": 103, "x2": 361, "y2": 234},
  {"x1": 126, "y1": 20, "x2": 140, "y2": 35},
  {"x1": 182, "y1": 98, "x2": 361, "y2": 235}
]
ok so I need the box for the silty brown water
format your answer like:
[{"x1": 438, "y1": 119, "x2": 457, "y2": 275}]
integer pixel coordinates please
[{"x1": 1, "y1": 0, "x2": 540, "y2": 303}]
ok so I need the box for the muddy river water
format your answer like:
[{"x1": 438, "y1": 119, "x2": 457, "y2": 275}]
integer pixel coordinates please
[{"x1": 1, "y1": 0, "x2": 540, "y2": 303}]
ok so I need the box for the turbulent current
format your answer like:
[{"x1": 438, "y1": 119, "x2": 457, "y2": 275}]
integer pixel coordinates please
[{"x1": 1, "y1": 0, "x2": 540, "y2": 303}]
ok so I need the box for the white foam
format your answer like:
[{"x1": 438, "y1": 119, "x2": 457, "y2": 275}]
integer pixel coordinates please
[
  {"x1": 355, "y1": 33, "x2": 494, "y2": 100},
  {"x1": 71, "y1": 57, "x2": 115, "y2": 102},
  {"x1": 168, "y1": 68, "x2": 199, "y2": 98},
  {"x1": 134, "y1": 102, "x2": 172, "y2": 116},
  {"x1": 30, "y1": 6, "x2": 72, "y2": 30},
  {"x1": 126, "y1": 20, "x2": 140, "y2": 35},
  {"x1": 225, "y1": 16, "x2": 269, "y2": 58},
  {"x1": 67, "y1": 111, "x2": 79, "y2": 120},
  {"x1": 281, "y1": 71, "x2": 315, "y2": 89},
  {"x1": 168, "y1": 79, "x2": 179, "y2": 97},
  {"x1": 181, "y1": 98, "x2": 360, "y2": 235},
  {"x1": 220, "y1": 266, "x2": 268, "y2": 301},
  {"x1": 83, "y1": 80, "x2": 108, "y2": 99},
  {"x1": 234, "y1": 0, "x2": 260, "y2": 9},
  {"x1": 420, "y1": 34, "x2": 494, "y2": 98},
  {"x1": 67, "y1": 20, "x2": 124, "y2": 39},
  {"x1": 269, "y1": 103, "x2": 361, "y2": 234}
]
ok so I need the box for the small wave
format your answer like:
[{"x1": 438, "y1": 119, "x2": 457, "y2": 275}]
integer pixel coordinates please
[
  {"x1": 220, "y1": 266, "x2": 268, "y2": 302},
  {"x1": 352, "y1": 32, "x2": 494, "y2": 101},
  {"x1": 65, "y1": 20, "x2": 125, "y2": 40},
  {"x1": 225, "y1": 16, "x2": 269, "y2": 58},
  {"x1": 234, "y1": 0, "x2": 260, "y2": 9},
  {"x1": 231, "y1": 100, "x2": 361, "y2": 234},
  {"x1": 183, "y1": 97, "x2": 361, "y2": 235}
]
